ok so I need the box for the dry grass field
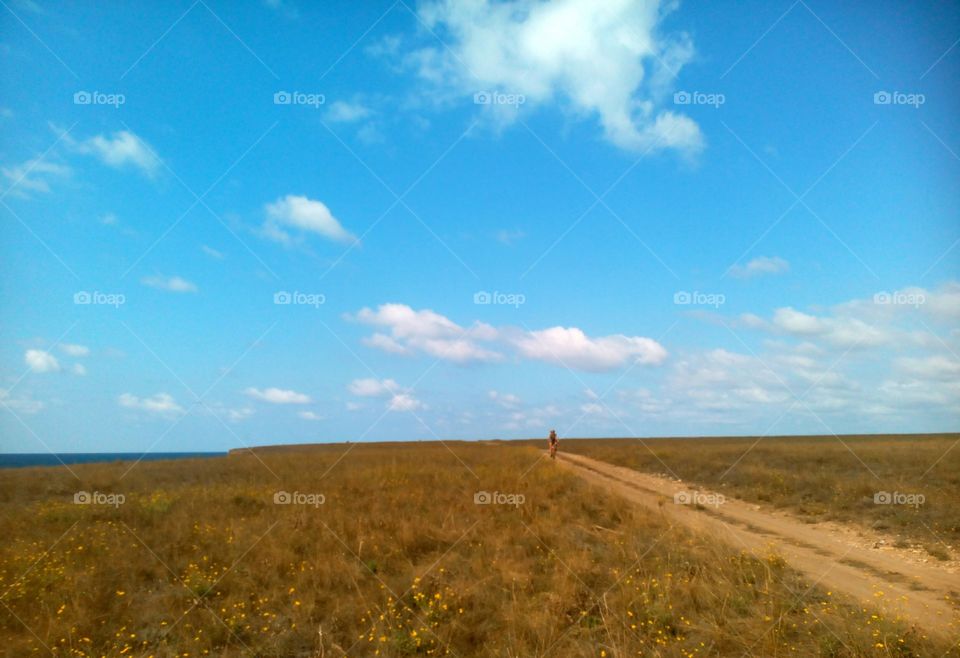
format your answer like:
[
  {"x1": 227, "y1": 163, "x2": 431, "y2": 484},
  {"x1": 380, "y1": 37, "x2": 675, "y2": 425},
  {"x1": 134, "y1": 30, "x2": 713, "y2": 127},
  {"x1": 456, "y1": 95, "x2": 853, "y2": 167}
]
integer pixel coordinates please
[
  {"x1": 0, "y1": 441, "x2": 956, "y2": 657},
  {"x1": 552, "y1": 434, "x2": 960, "y2": 559}
]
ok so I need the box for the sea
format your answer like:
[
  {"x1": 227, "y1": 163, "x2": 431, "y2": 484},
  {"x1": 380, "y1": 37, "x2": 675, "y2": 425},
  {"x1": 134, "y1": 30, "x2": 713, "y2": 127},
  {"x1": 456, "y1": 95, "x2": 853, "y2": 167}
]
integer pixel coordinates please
[{"x1": 0, "y1": 452, "x2": 227, "y2": 469}]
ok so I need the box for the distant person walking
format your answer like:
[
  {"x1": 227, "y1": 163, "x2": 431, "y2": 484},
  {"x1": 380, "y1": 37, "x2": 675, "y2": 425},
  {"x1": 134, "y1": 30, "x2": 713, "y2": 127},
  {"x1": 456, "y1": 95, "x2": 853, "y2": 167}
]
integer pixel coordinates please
[{"x1": 548, "y1": 429, "x2": 559, "y2": 459}]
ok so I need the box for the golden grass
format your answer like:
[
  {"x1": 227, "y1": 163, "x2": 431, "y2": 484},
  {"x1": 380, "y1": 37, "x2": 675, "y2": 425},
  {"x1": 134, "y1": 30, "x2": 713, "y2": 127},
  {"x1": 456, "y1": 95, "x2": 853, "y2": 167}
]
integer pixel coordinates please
[
  {"x1": 551, "y1": 434, "x2": 960, "y2": 555},
  {"x1": 0, "y1": 441, "x2": 954, "y2": 656}
]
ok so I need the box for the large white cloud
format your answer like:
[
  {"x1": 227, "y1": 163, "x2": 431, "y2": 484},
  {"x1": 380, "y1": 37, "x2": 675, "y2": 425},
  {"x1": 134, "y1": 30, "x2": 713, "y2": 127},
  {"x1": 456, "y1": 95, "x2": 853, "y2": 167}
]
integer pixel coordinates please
[
  {"x1": 351, "y1": 303, "x2": 667, "y2": 371},
  {"x1": 669, "y1": 281, "x2": 960, "y2": 424},
  {"x1": 749, "y1": 283, "x2": 960, "y2": 350},
  {"x1": 510, "y1": 326, "x2": 668, "y2": 371},
  {"x1": 25, "y1": 349, "x2": 60, "y2": 373},
  {"x1": 409, "y1": 0, "x2": 703, "y2": 155},
  {"x1": 353, "y1": 303, "x2": 502, "y2": 363},
  {"x1": 263, "y1": 195, "x2": 356, "y2": 244}
]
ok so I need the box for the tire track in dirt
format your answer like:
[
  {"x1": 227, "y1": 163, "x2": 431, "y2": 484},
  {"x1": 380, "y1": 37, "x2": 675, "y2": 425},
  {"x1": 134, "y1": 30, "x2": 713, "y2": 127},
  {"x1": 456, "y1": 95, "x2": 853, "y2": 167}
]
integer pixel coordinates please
[{"x1": 557, "y1": 451, "x2": 960, "y2": 643}]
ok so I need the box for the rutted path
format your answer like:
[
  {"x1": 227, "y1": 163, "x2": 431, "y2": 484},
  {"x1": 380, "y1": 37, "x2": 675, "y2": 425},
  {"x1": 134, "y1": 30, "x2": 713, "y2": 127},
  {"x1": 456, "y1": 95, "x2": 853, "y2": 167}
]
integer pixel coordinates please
[{"x1": 557, "y1": 451, "x2": 960, "y2": 643}]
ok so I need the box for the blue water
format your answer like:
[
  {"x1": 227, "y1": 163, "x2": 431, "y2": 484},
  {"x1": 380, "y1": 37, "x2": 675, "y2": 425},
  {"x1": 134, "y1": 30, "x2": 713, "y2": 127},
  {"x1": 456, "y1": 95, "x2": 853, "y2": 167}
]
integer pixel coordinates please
[{"x1": 0, "y1": 452, "x2": 226, "y2": 469}]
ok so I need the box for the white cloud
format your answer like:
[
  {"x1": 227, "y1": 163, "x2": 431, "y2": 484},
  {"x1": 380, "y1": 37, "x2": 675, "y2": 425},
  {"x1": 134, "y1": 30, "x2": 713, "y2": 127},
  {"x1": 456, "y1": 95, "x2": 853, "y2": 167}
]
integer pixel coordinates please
[
  {"x1": 921, "y1": 282, "x2": 960, "y2": 320},
  {"x1": 202, "y1": 245, "x2": 225, "y2": 260},
  {"x1": 738, "y1": 312, "x2": 767, "y2": 329},
  {"x1": 298, "y1": 410, "x2": 324, "y2": 421},
  {"x1": 348, "y1": 378, "x2": 400, "y2": 397},
  {"x1": 141, "y1": 275, "x2": 198, "y2": 293},
  {"x1": 772, "y1": 308, "x2": 824, "y2": 335},
  {"x1": 263, "y1": 0, "x2": 299, "y2": 18},
  {"x1": 346, "y1": 377, "x2": 424, "y2": 412},
  {"x1": 1, "y1": 157, "x2": 71, "y2": 196},
  {"x1": 895, "y1": 355, "x2": 960, "y2": 381},
  {"x1": 356, "y1": 123, "x2": 385, "y2": 145},
  {"x1": 353, "y1": 303, "x2": 502, "y2": 363},
  {"x1": 501, "y1": 403, "x2": 561, "y2": 430},
  {"x1": 325, "y1": 100, "x2": 373, "y2": 123},
  {"x1": 495, "y1": 228, "x2": 526, "y2": 245},
  {"x1": 25, "y1": 349, "x2": 60, "y2": 373},
  {"x1": 71, "y1": 363, "x2": 87, "y2": 376},
  {"x1": 244, "y1": 387, "x2": 311, "y2": 404},
  {"x1": 227, "y1": 407, "x2": 254, "y2": 422},
  {"x1": 488, "y1": 390, "x2": 521, "y2": 408},
  {"x1": 510, "y1": 326, "x2": 667, "y2": 371},
  {"x1": 476, "y1": 282, "x2": 960, "y2": 433},
  {"x1": 76, "y1": 130, "x2": 162, "y2": 177},
  {"x1": 362, "y1": 333, "x2": 410, "y2": 355},
  {"x1": 410, "y1": 0, "x2": 703, "y2": 155},
  {"x1": 118, "y1": 392, "x2": 183, "y2": 414},
  {"x1": 729, "y1": 256, "x2": 789, "y2": 279},
  {"x1": 0, "y1": 388, "x2": 43, "y2": 414},
  {"x1": 665, "y1": 349, "x2": 791, "y2": 413},
  {"x1": 580, "y1": 402, "x2": 606, "y2": 415},
  {"x1": 772, "y1": 307, "x2": 889, "y2": 348},
  {"x1": 59, "y1": 343, "x2": 90, "y2": 357},
  {"x1": 388, "y1": 393, "x2": 424, "y2": 412},
  {"x1": 354, "y1": 303, "x2": 666, "y2": 371},
  {"x1": 263, "y1": 194, "x2": 356, "y2": 244},
  {"x1": 646, "y1": 280, "x2": 960, "y2": 426}
]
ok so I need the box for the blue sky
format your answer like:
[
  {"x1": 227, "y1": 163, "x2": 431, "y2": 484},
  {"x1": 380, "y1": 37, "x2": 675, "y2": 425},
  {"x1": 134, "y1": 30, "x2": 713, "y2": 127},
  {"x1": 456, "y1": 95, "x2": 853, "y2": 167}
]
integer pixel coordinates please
[{"x1": 1, "y1": 0, "x2": 958, "y2": 453}]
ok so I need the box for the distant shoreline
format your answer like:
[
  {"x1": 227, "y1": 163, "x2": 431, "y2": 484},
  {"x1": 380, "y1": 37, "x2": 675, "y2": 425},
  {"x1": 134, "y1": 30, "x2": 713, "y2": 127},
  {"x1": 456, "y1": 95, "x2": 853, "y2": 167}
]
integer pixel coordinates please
[{"x1": 0, "y1": 452, "x2": 227, "y2": 469}]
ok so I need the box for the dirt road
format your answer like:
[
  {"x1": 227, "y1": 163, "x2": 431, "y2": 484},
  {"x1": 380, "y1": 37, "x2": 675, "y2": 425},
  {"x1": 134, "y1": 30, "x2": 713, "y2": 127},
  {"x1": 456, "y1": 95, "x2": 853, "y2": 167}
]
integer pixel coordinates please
[{"x1": 557, "y1": 451, "x2": 960, "y2": 642}]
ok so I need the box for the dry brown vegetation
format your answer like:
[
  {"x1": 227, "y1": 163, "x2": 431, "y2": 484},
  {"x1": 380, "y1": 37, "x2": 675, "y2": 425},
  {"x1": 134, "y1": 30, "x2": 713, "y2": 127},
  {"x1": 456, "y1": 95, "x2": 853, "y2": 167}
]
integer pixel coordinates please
[
  {"x1": 0, "y1": 441, "x2": 955, "y2": 656},
  {"x1": 552, "y1": 434, "x2": 960, "y2": 557}
]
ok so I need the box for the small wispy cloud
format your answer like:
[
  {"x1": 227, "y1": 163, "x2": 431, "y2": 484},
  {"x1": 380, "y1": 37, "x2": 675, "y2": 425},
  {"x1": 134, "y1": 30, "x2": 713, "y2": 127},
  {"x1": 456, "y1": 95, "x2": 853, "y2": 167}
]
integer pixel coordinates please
[
  {"x1": 118, "y1": 392, "x2": 183, "y2": 414},
  {"x1": 245, "y1": 387, "x2": 311, "y2": 404},
  {"x1": 141, "y1": 275, "x2": 198, "y2": 293},
  {"x1": 495, "y1": 229, "x2": 526, "y2": 246},
  {"x1": 729, "y1": 256, "x2": 790, "y2": 279}
]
